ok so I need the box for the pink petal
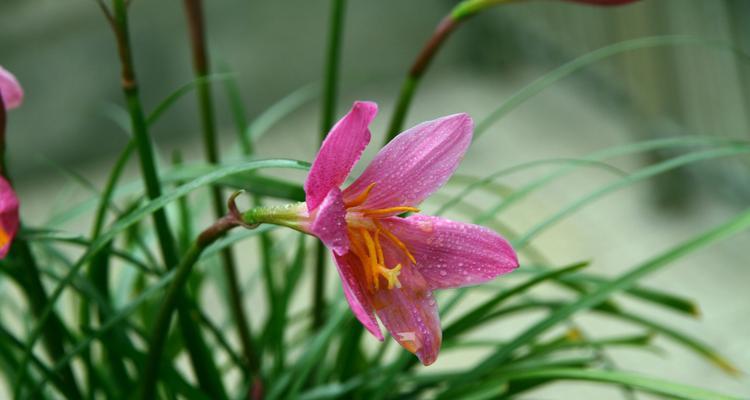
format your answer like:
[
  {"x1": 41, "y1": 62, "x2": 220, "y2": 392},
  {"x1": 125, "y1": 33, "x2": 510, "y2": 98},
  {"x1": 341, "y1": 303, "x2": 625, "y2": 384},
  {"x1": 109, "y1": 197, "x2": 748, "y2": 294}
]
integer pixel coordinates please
[
  {"x1": 0, "y1": 176, "x2": 20, "y2": 258},
  {"x1": 310, "y1": 188, "x2": 349, "y2": 256},
  {"x1": 0, "y1": 66, "x2": 23, "y2": 110},
  {"x1": 304, "y1": 101, "x2": 377, "y2": 211},
  {"x1": 371, "y1": 264, "x2": 442, "y2": 365},
  {"x1": 343, "y1": 113, "x2": 472, "y2": 210},
  {"x1": 379, "y1": 215, "x2": 518, "y2": 290},
  {"x1": 334, "y1": 252, "x2": 384, "y2": 341}
]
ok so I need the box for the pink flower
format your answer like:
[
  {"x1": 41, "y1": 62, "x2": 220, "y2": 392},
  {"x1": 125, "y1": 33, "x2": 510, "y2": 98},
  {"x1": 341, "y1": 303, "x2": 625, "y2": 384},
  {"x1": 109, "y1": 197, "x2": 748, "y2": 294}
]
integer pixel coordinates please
[
  {"x1": 0, "y1": 65, "x2": 23, "y2": 258},
  {"x1": 302, "y1": 101, "x2": 518, "y2": 365},
  {"x1": 0, "y1": 177, "x2": 19, "y2": 258},
  {"x1": 0, "y1": 66, "x2": 24, "y2": 110}
]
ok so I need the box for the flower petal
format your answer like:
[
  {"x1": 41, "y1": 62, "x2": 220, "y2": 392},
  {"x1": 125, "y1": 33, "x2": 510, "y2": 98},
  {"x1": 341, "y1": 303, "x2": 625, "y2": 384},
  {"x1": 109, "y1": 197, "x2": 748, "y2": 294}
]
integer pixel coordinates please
[
  {"x1": 343, "y1": 113, "x2": 472, "y2": 209},
  {"x1": 305, "y1": 101, "x2": 377, "y2": 211},
  {"x1": 334, "y1": 252, "x2": 384, "y2": 341},
  {"x1": 380, "y1": 215, "x2": 518, "y2": 290},
  {"x1": 0, "y1": 176, "x2": 20, "y2": 258},
  {"x1": 371, "y1": 264, "x2": 441, "y2": 365},
  {"x1": 0, "y1": 66, "x2": 23, "y2": 110},
  {"x1": 310, "y1": 188, "x2": 349, "y2": 256}
]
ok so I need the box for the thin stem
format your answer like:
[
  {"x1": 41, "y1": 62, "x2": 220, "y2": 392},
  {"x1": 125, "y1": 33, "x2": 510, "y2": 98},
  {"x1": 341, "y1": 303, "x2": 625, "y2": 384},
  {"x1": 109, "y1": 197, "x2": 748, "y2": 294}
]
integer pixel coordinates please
[
  {"x1": 182, "y1": 0, "x2": 259, "y2": 378},
  {"x1": 108, "y1": 1, "x2": 227, "y2": 397},
  {"x1": 139, "y1": 215, "x2": 242, "y2": 400},
  {"x1": 320, "y1": 0, "x2": 347, "y2": 143},
  {"x1": 383, "y1": 0, "x2": 517, "y2": 144},
  {"x1": 314, "y1": 0, "x2": 347, "y2": 330}
]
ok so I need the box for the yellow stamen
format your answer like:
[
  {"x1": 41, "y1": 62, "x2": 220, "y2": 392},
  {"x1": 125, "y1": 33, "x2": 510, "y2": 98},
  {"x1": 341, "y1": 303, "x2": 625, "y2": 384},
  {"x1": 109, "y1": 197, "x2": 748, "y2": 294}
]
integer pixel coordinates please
[
  {"x1": 374, "y1": 220, "x2": 417, "y2": 264},
  {"x1": 348, "y1": 229, "x2": 373, "y2": 288},
  {"x1": 344, "y1": 182, "x2": 376, "y2": 208},
  {"x1": 360, "y1": 228, "x2": 381, "y2": 290},
  {"x1": 373, "y1": 230, "x2": 385, "y2": 266},
  {"x1": 360, "y1": 206, "x2": 420, "y2": 217}
]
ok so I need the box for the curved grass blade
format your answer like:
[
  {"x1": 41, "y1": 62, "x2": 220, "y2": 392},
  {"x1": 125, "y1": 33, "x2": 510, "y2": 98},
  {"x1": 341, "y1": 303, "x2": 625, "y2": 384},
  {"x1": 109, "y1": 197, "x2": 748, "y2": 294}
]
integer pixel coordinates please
[
  {"x1": 473, "y1": 137, "x2": 745, "y2": 224},
  {"x1": 146, "y1": 73, "x2": 233, "y2": 126},
  {"x1": 443, "y1": 261, "x2": 589, "y2": 340},
  {"x1": 449, "y1": 205, "x2": 750, "y2": 391},
  {"x1": 246, "y1": 82, "x2": 320, "y2": 145},
  {"x1": 511, "y1": 267, "x2": 699, "y2": 317},
  {"x1": 475, "y1": 35, "x2": 750, "y2": 139},
  {"x1": 498, "y1": 368, "x2": 741, "y2": 400},
  {"x1": 22, "y1": 228, "x2": 158, "y2": 276},
  {"x1": 436, "y1": 157, "x2": 626, "y2": 216},
  {"x1": 514, "y1": 145, "x2": 750, "y2": 249}
]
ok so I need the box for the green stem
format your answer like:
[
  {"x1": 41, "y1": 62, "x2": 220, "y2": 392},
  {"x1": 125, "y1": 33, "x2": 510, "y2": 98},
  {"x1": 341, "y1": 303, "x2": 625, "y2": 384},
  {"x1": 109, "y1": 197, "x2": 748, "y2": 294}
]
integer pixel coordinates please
[
  {"x1": 112, "y1": 0, "x2": 179, "y2": 268},
  {"x1": 108, "y1": 1, "x2": 226, "y2": 397},
  {"x1": 315, "y1": 0, "x2": 347, "y2": 330},
  {"x1": 383, "y1": 0, "x2": 518, "y2": 144},
  {"x1": 139, "y1": 215, "x2": 242, "y2": 400},
  {"x1": 182, "y1": 0, "x2": 259, "y2": 377}
]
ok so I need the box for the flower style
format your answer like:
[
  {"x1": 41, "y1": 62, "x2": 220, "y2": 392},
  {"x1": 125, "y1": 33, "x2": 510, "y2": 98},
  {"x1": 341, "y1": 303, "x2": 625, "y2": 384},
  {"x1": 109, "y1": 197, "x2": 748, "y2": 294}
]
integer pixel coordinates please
[
  {"x1": 0, "y1": 65, "x2": 24, "y2": 258},
  {"x1": 248, "y1": 101, "x2": 518, "y2": 365}
]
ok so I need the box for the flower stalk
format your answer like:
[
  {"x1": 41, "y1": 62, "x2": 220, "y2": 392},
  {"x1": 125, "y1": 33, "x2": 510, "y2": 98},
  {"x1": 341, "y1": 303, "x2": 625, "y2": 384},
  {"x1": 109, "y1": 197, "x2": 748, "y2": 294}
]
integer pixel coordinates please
[{"x1": 182, "y1": 0, "x2": 259, "y2": 378}]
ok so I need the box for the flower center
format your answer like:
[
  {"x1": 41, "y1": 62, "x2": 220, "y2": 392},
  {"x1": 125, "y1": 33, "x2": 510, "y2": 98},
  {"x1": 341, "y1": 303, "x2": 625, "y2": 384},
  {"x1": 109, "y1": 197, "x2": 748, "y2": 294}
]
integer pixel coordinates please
[{"x1": 344, "y1": 183, "x2": 417, "y2": 292}]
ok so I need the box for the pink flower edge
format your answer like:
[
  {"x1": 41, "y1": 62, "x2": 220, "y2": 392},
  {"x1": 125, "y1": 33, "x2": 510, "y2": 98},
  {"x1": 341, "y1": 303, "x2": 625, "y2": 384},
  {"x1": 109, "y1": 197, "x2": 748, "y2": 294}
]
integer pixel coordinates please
[{"x1": 0, "y1": 66, "x2": 24, "y2": 110}]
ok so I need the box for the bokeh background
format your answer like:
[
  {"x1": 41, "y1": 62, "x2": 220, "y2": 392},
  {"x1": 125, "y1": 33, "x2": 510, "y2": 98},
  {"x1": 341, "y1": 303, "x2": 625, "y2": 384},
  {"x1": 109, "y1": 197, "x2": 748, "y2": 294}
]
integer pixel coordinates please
[{"x1": 2, "y1": 0, "x2": 749, "y2": 397}]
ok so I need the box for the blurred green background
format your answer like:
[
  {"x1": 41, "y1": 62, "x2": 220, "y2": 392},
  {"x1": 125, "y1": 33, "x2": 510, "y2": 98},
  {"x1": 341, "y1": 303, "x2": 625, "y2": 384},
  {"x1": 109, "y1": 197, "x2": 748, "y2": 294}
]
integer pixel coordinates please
[{"x1": 2, "y1": 0, "x2": 749, "y2": 397}]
